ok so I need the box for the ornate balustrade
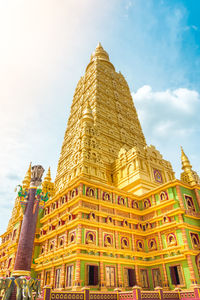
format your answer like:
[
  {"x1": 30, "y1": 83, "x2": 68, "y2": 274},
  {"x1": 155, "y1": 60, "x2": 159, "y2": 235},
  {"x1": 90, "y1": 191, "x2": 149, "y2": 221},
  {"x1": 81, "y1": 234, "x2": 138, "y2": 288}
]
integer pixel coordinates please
[
  {"x1": 43, "y1": 286, "x2": 200, "y2": 300},
  {"x1": 185, "y1": 210, "x2": 200, "y2": 218}
]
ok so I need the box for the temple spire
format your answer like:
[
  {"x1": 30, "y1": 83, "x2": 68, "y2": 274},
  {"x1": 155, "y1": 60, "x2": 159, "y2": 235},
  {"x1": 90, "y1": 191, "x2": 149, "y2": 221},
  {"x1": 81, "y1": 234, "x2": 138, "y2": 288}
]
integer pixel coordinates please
[
  {"x1": 180, "y1": 147, "x2": 200, "y2": 186},
  {"x1": 22, "y1": 162, "x2": 32, "y2": 190},
  {"x1": 44, "y1": 167, "x2": 52, "y2": 182},
  {"x1": 89, "y1": 42, "x2": 113, "y2": 66},
  {"x1": 181, "y1": 146, "x2": 192, "y2": 171},
  {"x1": 42, "y1": 167, "x2": 55, "y2": 197}
]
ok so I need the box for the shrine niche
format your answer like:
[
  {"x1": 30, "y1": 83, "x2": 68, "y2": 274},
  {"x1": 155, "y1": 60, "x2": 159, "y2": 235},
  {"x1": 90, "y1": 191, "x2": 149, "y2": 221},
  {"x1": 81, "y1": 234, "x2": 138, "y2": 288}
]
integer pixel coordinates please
[
  {"x1": 58, "y1": 236, "x2": 64, "y2": 247},
  {"x1": 143, "y1": 199, "x2": 151, "y2": 209},
  {"x1": 41, "y1": 245, "x2": 45, "y2": 254},
  {"x1": 163, "y1": 215, "x2": 171, "y2": 223},
  {"x1": 86, "y1": 187, "x2": 95, "y2": 197},
  {"x1": 85, "y1": 231, "x2": 96, "y2": 245},
  {"x1": 167, "y1": 233, "x2": 177, "y2": 247},
  {"x1": 102, "y1": 192, "x2": 110, "y2": 201},
  {"x1": 148, "y1": 239, "x2": 157, "y2": 251},
  {"x1": 69, "y1": 231, "x2": 76, "y2": 244},
  {"x1": 153, "y1": 169, "x2": 163, "y2": 183},
  {"x1": 185, "y1": 195, "x2": 196, "y2": 212},
  {"x1": 49, "y1": 240, "x2": 55, "y2": 251},
  {"x1": 190, "y1": 233, "x2": 200, "y2": 249},
  {"x1": 121, "y1": 237, "x2": 129, "y2": 249},
  {"x1": 160, "y1": 191, "x2": 168, "y2": 201},
  {"x1": 89, "y1": 212, "x2": 96, "y2": 221},
  {"x1": 104, "y1": 234, "x2": 113, "y2": 247},
  {"x1": 71, "y1": 188, "x2": 78, "y2": 198},
  {"x1": 145, "y1": 222, "x2": 152, "y2": 230},
  {"x1": 137, "y1": 240, "x2": 144, "y2": 251},
  {"x1": 137, "y1": 223, "x2": 143, "y2": 231},
  {"x1": 122, "y1": 219, "x2": 128, "y2": 227},
  {"x1": 106, "y1": 216, "x2": 113, "y2": 224},
  {"x1": 132, "y1": 200, "x2": 139, "y2": 209},
  {"x1": 61, "y1": 195, "x2": 67, "y2": 205},
  {"x1": 118, "y1": 196, "x2": 125, "y2": 205}
]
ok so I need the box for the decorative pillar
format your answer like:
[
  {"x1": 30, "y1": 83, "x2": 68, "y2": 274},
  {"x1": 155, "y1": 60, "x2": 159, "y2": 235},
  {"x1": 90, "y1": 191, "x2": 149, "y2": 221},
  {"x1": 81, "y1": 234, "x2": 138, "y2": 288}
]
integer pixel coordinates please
[
  {"x1": 155, "y1": 287, "x2": 163, "y2": 300},
  {"x1": 41, "y1": 269, "x2": 45, "y2": 288},
  {"x1": 100, "y1": 254, "x2": 106, "y2": 291},
  {"x1": 132, "y1": 234, "x2": 135, "y2": 251},
  {"x1": 181, "y1": 228, "x2": 189, "y2": 250},
  {"x1": 194, "y1": 189, "x2": 200, "y2": 210},
  {"x1": 117, "y1": 261, "x2": 122, "y2": 288},
  {"x1": 12, "y1": 165, "x2": 45, "y2": 277},
  {"x1": 73, "y1": 259, "x2": 81, "y2": 290},
  {"x1": 176, "y1": 185, "x2": 185, "y2": 210},
  {"x1": 50, "y1": 267, "x2": 55, "y2": 287},
  {"x1": 187, "y1": 255, "x2": 197, "y2": 286},
  {"x1": 162, "y1": 263, "x2": 169, "y2": 290},
  {"x1": 152, "y1": 194, "x2": 156, "y2": 206},
  {"x1": 157, "y1": 232, "x2": 163, "y2": 250},
  {"x1": 115, "y1": 231, "x2": 119, "y2": 249},
  {"x1": 77, "y1": 224, "x2": 82, "y2": 244},
  {"x1": 99, "y1": 225, "x2": 102, "y2": 247},
  {"x1": 60, "y1": 263, "x2": 66, "y2": 289},
  {"x1": 135, "y1": 264, "x2": 140, "y2": 287}
]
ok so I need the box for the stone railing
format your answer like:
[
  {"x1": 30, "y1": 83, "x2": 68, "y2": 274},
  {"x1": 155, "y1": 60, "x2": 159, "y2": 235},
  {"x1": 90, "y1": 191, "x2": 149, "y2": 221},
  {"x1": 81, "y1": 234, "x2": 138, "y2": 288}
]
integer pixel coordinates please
[
  {"x1": 185, "y1": 210, "x2": 200, "y2": 218},
  {"x1": 43, "y1": 286, "x2": 200, "y2": 300}
]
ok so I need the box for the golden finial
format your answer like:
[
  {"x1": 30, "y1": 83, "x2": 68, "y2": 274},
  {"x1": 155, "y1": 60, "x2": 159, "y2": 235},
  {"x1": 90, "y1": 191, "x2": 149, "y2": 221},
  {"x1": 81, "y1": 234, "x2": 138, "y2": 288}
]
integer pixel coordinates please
[
  {"x1": 90, "y1": 42, "x2": 110, "y2": 62},
  {"x1": 42, "y1": 167, "x2": 55, "y2": 197},
  {"x1": 96, "y1": 42, "x2": 102, "y2": 49},
  {"x1": 180, "y1": 147, "x2": 199, "y2": 186},
  {"x1": 43, "y1": 167, "x2": 52, "y2": 182},
  {"x1": 22, "y1": 162, "x2": 32, "y2": 189},
  {"x1": 181, "y1": 146, "x2": 192, "y2": 170}
]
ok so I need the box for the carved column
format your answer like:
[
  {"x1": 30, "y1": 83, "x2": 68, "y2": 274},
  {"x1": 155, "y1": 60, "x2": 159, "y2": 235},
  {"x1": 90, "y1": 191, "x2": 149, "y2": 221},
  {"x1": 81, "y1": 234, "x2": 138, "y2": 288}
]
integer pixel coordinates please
[
  {"x1": 135, "y1": 264, "x2": 140, "y2": 286},
  {"x1": 152, "y1": 194, "x2": 156, "y2": 206},
  {"x1": 77, "y1": 224, "x2": 82, "y2": 244},
  {"x1": 131, "y1": 234, "x2": 135, "y2": 251},
  {"x1": 157, "y1": 232, "x2": 163, "y2": 250},
  {"x1": 162, "y1": 263, "x2": 169, "y2": 289},
  {"x1": 13, "y1": 165, "x2": 45, "y2": 277},
  {"x1": 74, "y1": 259, "x2": 81, "y2": 290},
  {"x1": 50, "y1": 267, "x2": 55, "y2": 287},
  {"x1": 176, "y1": 185, "x2": 185, "y2": 210},
  {"x1": 60, "y1": 263, "x2": 66, "y2": 289},
  {"x1": 41, "y1": 269, "x2": 45, "y2": 288},
  {"x1": 194, "y1": 189, "x2": 200, "y2": 210},
  {"x1": 187, "y1": 254, "x2": 197, "y2": 286},
  {"x1": 117, "y1": 261, "x2": 122, "y2": 288}
]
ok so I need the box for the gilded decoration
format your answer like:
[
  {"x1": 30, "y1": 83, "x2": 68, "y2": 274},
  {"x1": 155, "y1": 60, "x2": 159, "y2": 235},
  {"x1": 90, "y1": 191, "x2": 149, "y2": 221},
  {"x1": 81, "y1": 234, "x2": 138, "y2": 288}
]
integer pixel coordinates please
[
  {"x1": 143, "y1": 199, "x2": 151, "y2": 209},
  {"x1": 121, "y1": 237, "x2": 129, "y2": 249},
  {"x1": 153, "y1": 169, "x2": 163, "y2": 183},
  {"x1": 184, "y1": 194, "x2": 196, "y2": 212},
  {"x1": 160, "y1": 191, "x2": 168, "y2": 201},
  {"x1": 166, "y1": 233, "x2": 177, "y2": 247},
  {"x1": 148, "y1": 239, "x2": 157, "y2": 251},
  {"x1": 136, "y1": 240, "x2": 144, "y2": 251},
  {"x1": 104, "y1": 233, "x2": 114, "y2": 247},
  {"x1": 85, "y1": 231, "x2": 96, "y2": 245}
]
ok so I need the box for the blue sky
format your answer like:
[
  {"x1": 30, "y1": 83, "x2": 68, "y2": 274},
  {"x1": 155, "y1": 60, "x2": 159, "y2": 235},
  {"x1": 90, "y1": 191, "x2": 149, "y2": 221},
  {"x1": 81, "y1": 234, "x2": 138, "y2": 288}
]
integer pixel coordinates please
[{"x1": 0, "y1": 0, "x2": 200, "y2": 235}]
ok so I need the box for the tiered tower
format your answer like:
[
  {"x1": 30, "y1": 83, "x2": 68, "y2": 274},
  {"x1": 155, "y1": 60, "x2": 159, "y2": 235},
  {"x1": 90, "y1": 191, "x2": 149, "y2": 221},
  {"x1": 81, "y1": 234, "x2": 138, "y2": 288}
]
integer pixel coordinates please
[
  {"x1": 1, "y1": 44, "x2": 200, "y2": 292},
  {"x1": 55, "y1": 43, "x2": 174, "y2": 196}
]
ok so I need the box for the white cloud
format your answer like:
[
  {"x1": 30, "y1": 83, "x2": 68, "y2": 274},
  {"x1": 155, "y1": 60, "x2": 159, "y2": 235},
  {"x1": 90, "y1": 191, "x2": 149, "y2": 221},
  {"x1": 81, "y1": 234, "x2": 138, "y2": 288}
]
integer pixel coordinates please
[
  {"x1": 132, "y1": 85, "x2": 200, "y2": 179},
  {"x1": 134, "y1": 85, "x2": 199, "y2": 113}
]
